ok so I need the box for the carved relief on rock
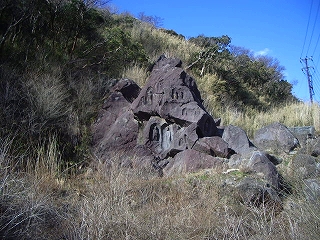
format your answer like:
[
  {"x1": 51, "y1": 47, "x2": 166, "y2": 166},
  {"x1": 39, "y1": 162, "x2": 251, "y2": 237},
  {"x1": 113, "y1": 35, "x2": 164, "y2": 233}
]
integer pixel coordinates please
[{"x1": 143, "y1": 117, "x2": 176, "y2": 158}]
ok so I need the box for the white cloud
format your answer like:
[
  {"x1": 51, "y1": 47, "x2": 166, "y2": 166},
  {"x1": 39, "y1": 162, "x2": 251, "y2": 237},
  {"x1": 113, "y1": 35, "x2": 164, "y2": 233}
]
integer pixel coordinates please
[{"x1": 254, "y1": 48, "x2": 270, "y2": 57}]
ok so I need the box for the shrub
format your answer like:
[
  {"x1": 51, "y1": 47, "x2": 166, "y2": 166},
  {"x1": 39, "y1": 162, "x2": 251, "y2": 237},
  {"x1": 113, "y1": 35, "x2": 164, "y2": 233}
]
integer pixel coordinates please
[{"x1": 24, "y1": 69, "x2": 70, "y2": 132}]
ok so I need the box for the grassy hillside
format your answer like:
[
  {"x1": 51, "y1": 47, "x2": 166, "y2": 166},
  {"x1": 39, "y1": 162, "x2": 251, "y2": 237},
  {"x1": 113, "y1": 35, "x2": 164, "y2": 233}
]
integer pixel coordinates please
[
  {"x1": 0, "y1": 0, "x2": 300, "y2": 161},
  {"x1": 0, "y1": 1, "x2": 320, "y2": 239}
]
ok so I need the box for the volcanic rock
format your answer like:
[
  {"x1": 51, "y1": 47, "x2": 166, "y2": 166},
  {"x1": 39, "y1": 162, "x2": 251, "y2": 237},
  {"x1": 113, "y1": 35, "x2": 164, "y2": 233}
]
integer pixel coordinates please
[
  {"x1": 253, "y1": 122, "x2": 299, "y2": 154},
  {"x1": 221, "y1": 125, "x2": 254, "y2": 154},
  {"x1": 91, "y1": 56, "x2": 287, "y2": 197},
  {"x1": 163, "y1": 149, "x2": 227, "y2": 176},
  {"x1": 131, "y1": 56, "x2": 217, "y2": 137}
]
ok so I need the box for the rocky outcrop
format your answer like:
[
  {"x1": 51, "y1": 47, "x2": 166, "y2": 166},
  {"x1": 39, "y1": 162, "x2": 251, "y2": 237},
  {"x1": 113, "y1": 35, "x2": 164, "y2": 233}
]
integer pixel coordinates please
[
  {"x1": 253, "y1": 122, "x2": 299, "y2": 154},
  {"x1": 91, "y1": 56, "x2": 312, "y2": 205},
  {"x1": 235, "y1": 177, "x2": 281, "y2": 205},
  {"x1": 91, "y1": 79, "x2": 141, "y2": 163},
  {"x1": 131, "y1": 56, "x2": 217, "y2": 138},
  {"x1": 133, "y1": 56, "x2": 218, "y2": 165}
]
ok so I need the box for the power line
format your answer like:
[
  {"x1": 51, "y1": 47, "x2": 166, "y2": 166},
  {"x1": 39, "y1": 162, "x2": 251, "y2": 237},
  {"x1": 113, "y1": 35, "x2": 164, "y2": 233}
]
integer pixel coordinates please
[
  {"x1": 313, "y1": 67, "x2": 320, "y2": 85},
  {"x1": 313, "y1": 74, "x2": 320, "y2": 102},
  {"x1": 312, "y1": 32, "x2": 320, "y2": 57},
  {"x1": 312, "y1": 71, "x2": 320, "y2": 92},
  {"x1": 307, "y1": 0, "x2": 320, "y2": 56},
  {"x1": 311, "y1": 58, "x2": 320, "y2": 102},
  {"x1": 301, "y1": 0, "x2": 314, "y2": 58},
  {"x1": 315, "y1": 51, "x2": 320, "y2": 68}
]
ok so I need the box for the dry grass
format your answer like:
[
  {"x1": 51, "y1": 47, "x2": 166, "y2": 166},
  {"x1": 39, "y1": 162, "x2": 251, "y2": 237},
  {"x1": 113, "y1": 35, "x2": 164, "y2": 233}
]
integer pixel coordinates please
[
  {"x1": 205, "y1": 101, "x2": 320, "y2": 138},
  {"x1": 130, "y1": 22, "x2": 201, "y2": 63},
  {"x1": 195, "y1": 73, "x2": 320, "y2": 138},
  {"x1": 0, "y1": 136, "x2": 71, "y2": 239},
  {"x1": 122, "y1": 63, "x2": 149, "y2": 87},
  {"x1": 1, "y1": 138, "x2": 320, "y2": 239},
  {"x1": 24, "y1": 69, "x2": 70, "y2": 126},
  {"x1": 66, "y1": 163, "x2": 320, "y2": 240}
]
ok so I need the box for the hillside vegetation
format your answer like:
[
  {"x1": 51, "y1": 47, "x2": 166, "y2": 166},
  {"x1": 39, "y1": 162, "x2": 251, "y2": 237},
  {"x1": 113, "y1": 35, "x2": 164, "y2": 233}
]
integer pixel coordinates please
[
  {"x1": 0, "y1": 0, "x2": 301, "y2": 159},
  {"x1": 1, "y1": 1, "x2": 320, "y2": 239}
]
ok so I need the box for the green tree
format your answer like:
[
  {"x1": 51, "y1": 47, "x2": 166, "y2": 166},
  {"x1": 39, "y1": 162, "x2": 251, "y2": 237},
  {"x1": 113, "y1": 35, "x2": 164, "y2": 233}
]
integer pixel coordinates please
[
  {"x1": 188, "y1": 36, "x2": 296, "y2": 110},
  {"x1": 187, "y1": 35, "x2": 232, "y2": 76}
]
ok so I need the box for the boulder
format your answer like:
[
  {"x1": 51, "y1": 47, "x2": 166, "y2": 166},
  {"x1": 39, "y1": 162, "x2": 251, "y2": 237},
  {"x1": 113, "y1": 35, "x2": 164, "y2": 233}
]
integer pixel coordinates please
[
  {"x1": 91, "y1": 79, "x2": 142, "y2": 162},
  {"x1": 288, "y1": 154, "x2": 320, "y2": 179},
  {"x1": 304, "y1": 138, "x2": 320, "y2": 157},
  {"x1": 130, "y1": 56, "x2": 222, "y2": 161},
  {"x1": 93, "y1": 108, "x2": 139, "y2": 162},
  {"x1": 162, "y1": 149, "x2": 226, "y2": 176},
  {"x1": 92, "y1": 79, "x2": 141, "y2": 146},
  {"x1": 192, "y1": 137, "x2": 229, "y2": 158},
  {"x1": 253, "y1": 122, "x2": 299, "y2": 154},
  {"x1": 129, "y1": 145, "x2": 158, "y2": 171},
  {"x1": 288, "y1": 126, "x2": 315, "y2": 147},
  {"x1": 221, "y1": 125, "x2": 254, "y2": 154},
  {"x1": 235, "y1": 177, "x2": 280, "y2": 206},
  {"x1": 245, "y1": 151, "x2": 279, "y2": 188},
  {"x1": 228, "y1": 150, "x2": 279, "y2": 188},
  {"x1": 150, "y1": 54, "x2": 182, "y2": 70},
  {"x1": 92, "y1": 92, "x2": 131, "y2": 145},
  {"x1": 112, "y1": 78, "x2": 141, "y2": 103}
]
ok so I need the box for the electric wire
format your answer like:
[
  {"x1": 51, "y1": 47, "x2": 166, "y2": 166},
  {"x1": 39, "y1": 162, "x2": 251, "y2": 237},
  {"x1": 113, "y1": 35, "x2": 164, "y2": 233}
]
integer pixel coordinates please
[
  {"x1": 299, "y1": 0, "x2": 320, "y2": 102},
  {"x1": 306, "y1": 0, "x2": 320, "y2": 56},
  {"x1": 312, "y1": 64, "x2": 320, "y2": 101},
  {"x1": 314, "y1": 67, "x2": 320, "y2": 85},
  {"x1": 313, "y1": 75, "x2": 320, "y2": 101},
  {"x1": 311, "y1": 32, "x2": 320, "y2": 58},
  {"x1": 301, "y1": 0, "x2": 314, "y2": 58},
  {"x1": 315, "y1": 51, "x2": 320, "y2": 69}
]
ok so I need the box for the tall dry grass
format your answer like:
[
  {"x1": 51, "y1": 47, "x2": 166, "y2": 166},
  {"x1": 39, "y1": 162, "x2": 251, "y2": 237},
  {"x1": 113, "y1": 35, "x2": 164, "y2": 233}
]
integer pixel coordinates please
[
  {"x1": 61, "y1": 159, "x2": 320, "y2": 239},
  {"x1": 130, "y1": 22, "x2": 201, "y2": 63},
  {"x1": 24, "y1": 69, "x2": 70, "y2": 126},
  {"x1": 122, "y1": 63, "x2": 149, "y2": 87},
  {"x1": 195, "y1": 73, "x2": 320, "y2": 137},
  {"x1": 205, "y1": 101, "x2": 320, "y2": 138},
  {"x1": 0, "y1": 135, "x2": 72, "y2": 239},
  {"x1": 1, "y1": 141, "x2": 320, "y2": 239}
]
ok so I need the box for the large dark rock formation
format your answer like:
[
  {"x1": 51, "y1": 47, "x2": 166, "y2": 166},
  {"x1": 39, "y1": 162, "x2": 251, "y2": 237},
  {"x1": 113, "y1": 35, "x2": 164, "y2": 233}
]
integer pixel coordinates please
[
  {"x1": 91, "y1": 56, "x2": 306, "y2": 204},
  {"x1": 92, "y1": 56, "x2": 221, "y2": 169},
  {"x1": 92, "y1": 79, "x2": 141, "y2": 161}
]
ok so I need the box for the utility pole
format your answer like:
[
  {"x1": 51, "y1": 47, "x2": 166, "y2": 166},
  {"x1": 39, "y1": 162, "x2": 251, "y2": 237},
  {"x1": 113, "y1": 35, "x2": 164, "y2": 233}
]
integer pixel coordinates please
[{"x1": 301, "y1": 57, "x2": 314, "y2": 103}]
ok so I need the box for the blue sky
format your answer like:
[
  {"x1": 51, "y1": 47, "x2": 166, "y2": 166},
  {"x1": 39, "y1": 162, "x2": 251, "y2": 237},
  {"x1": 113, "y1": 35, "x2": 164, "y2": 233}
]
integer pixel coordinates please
[{"x1": 110, "y1": 0, "x2": 320, "y2": 102}]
